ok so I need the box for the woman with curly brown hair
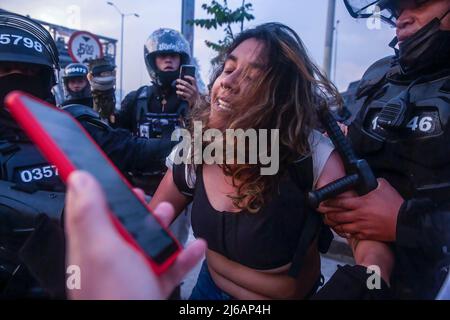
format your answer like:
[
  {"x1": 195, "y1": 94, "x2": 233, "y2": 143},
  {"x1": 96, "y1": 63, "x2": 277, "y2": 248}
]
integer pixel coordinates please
[{"x1": 150, "y1": 22, "x2": 352, "y2": 300}]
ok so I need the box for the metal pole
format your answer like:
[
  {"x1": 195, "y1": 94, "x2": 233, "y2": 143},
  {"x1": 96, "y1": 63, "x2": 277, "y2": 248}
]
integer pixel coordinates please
[
  {"x1": 333, "y1": 19, "x2": 340, "y2": 83},
  {"x1": 120, "y1": 13, "x2": 124, "y2": 103},
  {"x1": 107, "y1": 2, "x2": 139, "y2": 102},
  {"x1": 181, "y1": 0, "x2": 195, "y2": 56},
  {"x1": 323, "y1": 0, "x2": 336, "y2": 77}
]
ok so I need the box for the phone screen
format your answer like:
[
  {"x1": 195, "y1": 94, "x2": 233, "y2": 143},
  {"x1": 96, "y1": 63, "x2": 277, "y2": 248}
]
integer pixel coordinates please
[
  {"x1": 14, "y1": 95, "x2": 180, "y2": 265},
  {"x1": 179, "y1": 65, "x2": 196, "y2": 79}
]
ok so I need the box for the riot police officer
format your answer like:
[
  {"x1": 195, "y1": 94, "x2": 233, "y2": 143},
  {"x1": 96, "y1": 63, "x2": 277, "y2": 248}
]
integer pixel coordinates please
[
  {"x1": 115, "y1": 31, "x2": 199, "y2": 299},
  {"x1": 116, "y1": 28, "x2": 199, "y2": 194},
  {"x1": 0, "y1": 11, "x2": 176, "y2": 298},
  {"x1": 320, "y1": 0, "x2": 450, "y2": 299},
  {"x1": 61, "y1": 62, "x2": 93, "y2": 107}
]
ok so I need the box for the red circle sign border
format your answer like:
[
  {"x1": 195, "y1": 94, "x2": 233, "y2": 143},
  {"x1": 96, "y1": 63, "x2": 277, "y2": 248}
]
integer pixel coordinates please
[{"x1": 68, "y1": 30, "x2": 104, "y2": 63}]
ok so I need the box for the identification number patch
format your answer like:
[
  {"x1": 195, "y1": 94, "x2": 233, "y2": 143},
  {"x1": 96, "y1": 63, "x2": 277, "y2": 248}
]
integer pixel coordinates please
[
  {"x1": 366, "y1": 109, "x2": 442, "y2": 139},
  {"x1": 18, "y1": 165, "x2": 59, "y2": 183},
  {"x1": 0, "y1": 34, "x2": 43, "y2": 53}
]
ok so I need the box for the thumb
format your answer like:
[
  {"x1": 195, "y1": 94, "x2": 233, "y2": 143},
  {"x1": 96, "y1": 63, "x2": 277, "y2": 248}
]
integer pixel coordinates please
[
  {"x1": 152, "y1": 202, "x2": 176, "y2": 228},
  {"x1": 65, "y1": 171, "x2": 116, "y2": 240}
]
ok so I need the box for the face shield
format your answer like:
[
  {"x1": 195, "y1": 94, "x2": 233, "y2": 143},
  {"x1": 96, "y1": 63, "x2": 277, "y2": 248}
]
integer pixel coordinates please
[{"x1": 343, "y1": 0, "x2": 430, "y2": 27}]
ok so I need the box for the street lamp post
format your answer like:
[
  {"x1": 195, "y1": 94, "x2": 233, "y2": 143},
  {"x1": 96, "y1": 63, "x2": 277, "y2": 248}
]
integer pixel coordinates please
[
  {"x1": 323, "y1": 0, "x2": 337, "y2": 78},
  {"x1": 107, "y1": 1, "x2": 139, "y2": 103},
  {"x1": 333, "y1": 19, "x2": 340, "y2": 83}
]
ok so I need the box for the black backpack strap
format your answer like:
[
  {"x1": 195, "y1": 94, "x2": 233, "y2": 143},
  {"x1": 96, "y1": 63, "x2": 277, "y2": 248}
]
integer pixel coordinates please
[
  {"x1": 289, "y1": 155, "x2": 314, "y2": 190},
  {"x1": 172, "y1": 162, "x2": 194, "y2": 197},
  {"x1": 171, "y1": 145, "x2": 195, "y2": 197},
  {"x1": 288, "y1": 156, "x2": 333, "y2": 277},
  {"x1": 134, "y1": 85, "x2": 155, "y2": 129}
]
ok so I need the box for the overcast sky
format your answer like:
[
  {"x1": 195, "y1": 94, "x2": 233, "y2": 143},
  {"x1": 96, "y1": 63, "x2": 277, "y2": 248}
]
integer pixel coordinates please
[{"x1": 1, "y1": 0, "x2": 396, "y2": 94}]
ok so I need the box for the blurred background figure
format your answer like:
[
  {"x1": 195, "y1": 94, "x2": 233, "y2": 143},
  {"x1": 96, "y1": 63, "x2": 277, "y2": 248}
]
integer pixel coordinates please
[
  {"x1": 87, "y1": 58, "x2": 117, "y2": 124},
  {"x1": 61, "y1": 62, "x2": 93, "y2": 107}
]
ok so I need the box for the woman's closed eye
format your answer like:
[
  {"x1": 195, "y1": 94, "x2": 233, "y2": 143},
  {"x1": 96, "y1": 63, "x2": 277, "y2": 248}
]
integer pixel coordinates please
[{"x1": 223, "y1": 68, "x2": 234, "y2": 75}]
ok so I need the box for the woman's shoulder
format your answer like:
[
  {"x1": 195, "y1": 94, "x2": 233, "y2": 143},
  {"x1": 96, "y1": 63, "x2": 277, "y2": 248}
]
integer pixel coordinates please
[
  {"x1": 166, "y1": 143, "x2": 197, "y2": 190},
  {"x1": 292, "y1": 130, "x2": 335, "y2": 188}
]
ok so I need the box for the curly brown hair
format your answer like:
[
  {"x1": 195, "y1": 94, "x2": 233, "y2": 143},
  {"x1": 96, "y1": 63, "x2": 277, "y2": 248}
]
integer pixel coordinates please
[{"x1": 190, "y1": 22, "x2": 342, "y2": 213}]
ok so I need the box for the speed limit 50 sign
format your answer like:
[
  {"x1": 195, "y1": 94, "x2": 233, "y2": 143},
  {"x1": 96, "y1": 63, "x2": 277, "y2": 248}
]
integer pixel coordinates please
[{"x1": 68, "y1": 31, "x2": 103, "y2": 63}]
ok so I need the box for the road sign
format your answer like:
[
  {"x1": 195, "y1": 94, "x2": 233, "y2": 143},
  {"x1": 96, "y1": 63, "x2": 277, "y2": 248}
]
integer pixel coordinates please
[{"x1": 68, "y1": 31, "x2": 103, "y2": 63}]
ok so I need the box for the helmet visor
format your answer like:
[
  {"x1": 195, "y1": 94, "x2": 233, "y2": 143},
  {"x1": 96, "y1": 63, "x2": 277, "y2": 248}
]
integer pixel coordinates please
[
  {"x1": 344, "y1": 0, "x2": 430, "y2": 27},
  {"x1": 344, "y1": 0, "x2": 398, "y2": 26}
]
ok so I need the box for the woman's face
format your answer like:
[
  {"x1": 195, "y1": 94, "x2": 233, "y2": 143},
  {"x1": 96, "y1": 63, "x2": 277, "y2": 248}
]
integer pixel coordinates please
[{"x1": 209, "y1": 38, "x2": 267, "y2": 126}]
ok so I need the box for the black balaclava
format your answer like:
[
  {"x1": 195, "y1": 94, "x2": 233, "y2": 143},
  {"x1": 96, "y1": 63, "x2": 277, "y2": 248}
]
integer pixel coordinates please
[
  {"x1": 156, "y1": 69, "x2": 179, "y2": 88},
  {"x1": 0, "y1": 73, "x2": 48, "y2": 108}
]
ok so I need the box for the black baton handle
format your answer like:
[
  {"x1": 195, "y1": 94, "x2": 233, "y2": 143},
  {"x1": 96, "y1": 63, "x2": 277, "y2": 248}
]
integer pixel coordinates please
[
  {"x1": 308, "y1": 174, "x2": 359, "y2": 209},
  {"x1": 320, "y1": 109, "x2": 357, "y2": 165},
  {"x1": 308, "y1": 109, "x2": 378, "y2": 208}
]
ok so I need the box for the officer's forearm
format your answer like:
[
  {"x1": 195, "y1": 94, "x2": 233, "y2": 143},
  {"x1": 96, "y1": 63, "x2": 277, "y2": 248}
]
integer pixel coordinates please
[{"x1": 127, "y1": 137, "x2": 176, "y2": 172}]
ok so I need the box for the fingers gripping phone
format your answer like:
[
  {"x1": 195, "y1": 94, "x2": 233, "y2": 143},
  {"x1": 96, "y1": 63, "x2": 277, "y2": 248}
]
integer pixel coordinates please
[
  {"x1": 5, "y1": 91, "x2": 181, "y2": 275},
  {"x1": 178, "y1": 65, "x2": 196, "y2": 114},
  {"x1": 179, "y1": 64, "x2": 196, "y2": 81}
]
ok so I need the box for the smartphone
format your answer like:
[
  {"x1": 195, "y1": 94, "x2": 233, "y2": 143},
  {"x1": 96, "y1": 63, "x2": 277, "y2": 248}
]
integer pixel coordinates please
[
  {"x1": 5, "y1": 91, "x2": 181, "y2": 275},
  {"x1": 179, "y1": 64, "x2": 196, "y2": 80}
]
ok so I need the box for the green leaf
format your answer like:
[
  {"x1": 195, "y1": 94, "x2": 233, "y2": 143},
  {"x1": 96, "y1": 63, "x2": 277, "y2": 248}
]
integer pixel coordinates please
[{"x1": 196, "y1": 1, "x2": 255, "y2": 55}]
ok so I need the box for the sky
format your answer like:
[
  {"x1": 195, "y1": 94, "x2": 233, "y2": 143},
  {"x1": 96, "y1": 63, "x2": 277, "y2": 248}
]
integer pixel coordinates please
[{"x1": 0, "y1": 0, "x2": 397, "y2": 95}]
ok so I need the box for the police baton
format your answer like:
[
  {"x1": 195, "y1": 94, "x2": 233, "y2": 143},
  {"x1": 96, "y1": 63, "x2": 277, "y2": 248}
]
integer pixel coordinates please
[{"x1": 308, "y1": 108, "x2": 378, "y2": 208}]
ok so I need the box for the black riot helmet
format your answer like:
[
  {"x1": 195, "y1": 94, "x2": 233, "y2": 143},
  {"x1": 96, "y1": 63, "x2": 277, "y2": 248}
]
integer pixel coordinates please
[
  {"x1": 143, "y1": 28, "x2": 191, "y2": 87},
  {"x1": 0, "y1": 11, "x2": 60, "y2": 103},
  {"x1": 62, "y1": 62, "x2": 91, "y2": 101},
  {"x1": 63, "y1": 63, "x2": 88, "y2": 79},
  {"x1": 343, "y1": 0, "x2": 431, "y2": 26}
]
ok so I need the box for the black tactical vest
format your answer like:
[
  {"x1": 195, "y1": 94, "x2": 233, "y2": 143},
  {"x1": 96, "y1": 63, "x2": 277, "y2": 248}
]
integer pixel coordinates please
[
  {"x1": 348, "y1": 57, "x2": 450, "y2": 299},
  {"x1": 349, "y1": 57, "x2": 450, "y2": 204},
  {"x1": 0, "y1": 105, "x2": 106, "y2": 297},
  {"x1": 133, "y1": 85, "x2": 186, "y2": 139},
  {"x1": 0, "y1": 116, "x2": 66, "y2": 219}
]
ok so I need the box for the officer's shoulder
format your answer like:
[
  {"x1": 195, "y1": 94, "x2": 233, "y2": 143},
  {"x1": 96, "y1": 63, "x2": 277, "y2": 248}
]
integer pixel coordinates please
[
  {"x1": 62, "y1": 104, "x2": 100, "y2": 120},
  {"x1": 125, "y1": 85, "x2": 151, "y2": 100},
  {"x1": 358, "y1": 56, "x2": 396, "y2": 92},
  {"x1": 62, "y1": 104, "x2": 109, "y2": 130}
]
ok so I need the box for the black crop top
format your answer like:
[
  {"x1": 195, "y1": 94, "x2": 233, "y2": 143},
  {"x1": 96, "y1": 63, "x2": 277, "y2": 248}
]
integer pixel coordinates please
[
  {"x1": 169, "y1": 131, "x2": 335, "y2": 276},
  {"x1": 189, "y1": 165, "x2": 318, "y2": 272}
]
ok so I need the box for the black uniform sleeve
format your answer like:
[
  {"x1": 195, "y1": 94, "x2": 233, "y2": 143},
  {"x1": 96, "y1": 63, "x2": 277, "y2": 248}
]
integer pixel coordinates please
[
  {"x1": 396, "y1": 198, "x2": 450, "y2": 260},
  {"x1": 115, "y1": 90, "x2": 137, "y2": 130},
  {"x1": 80, "y1": 119, "x2": 176, "y2": 173},
  {"x1": 312, "y1": 265, "x2": 392, "y2": 300}
]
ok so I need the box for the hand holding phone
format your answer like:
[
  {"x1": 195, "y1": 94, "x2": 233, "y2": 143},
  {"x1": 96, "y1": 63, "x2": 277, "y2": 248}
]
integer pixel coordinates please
[
  {"x1": 5, "y1": 91, "x2": 182, "y2": 275},
  {"x1": 177, "y1": 65, "x2": 198, "y2": 108},
  {"x1": 179, "y1": 64, "x2": 196, "y2": 81}
]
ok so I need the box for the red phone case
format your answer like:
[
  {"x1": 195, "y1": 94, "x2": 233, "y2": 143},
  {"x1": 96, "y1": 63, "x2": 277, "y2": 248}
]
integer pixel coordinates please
[{"x1": 5, "y1": 91, "x2": 181, "y2": 275}]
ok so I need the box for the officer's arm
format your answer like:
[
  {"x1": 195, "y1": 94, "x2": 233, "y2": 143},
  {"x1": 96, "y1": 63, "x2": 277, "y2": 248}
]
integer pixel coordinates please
[
  {"x1": 81, "y1": 121, "x2": 176, "y2": 173},
  {"x1": 396, "y1": 199, "x2": 450, "y2": 259},
  {"x1": 115, "y1": 91, "x2": 136, "y2": 130}
]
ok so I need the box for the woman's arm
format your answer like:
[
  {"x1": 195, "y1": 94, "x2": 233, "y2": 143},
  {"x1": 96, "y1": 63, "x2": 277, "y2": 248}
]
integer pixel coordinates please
[
  {"x1": 149, "y1": 169, "x2": 192, "y2": 224},
  {"x1": 316, "y1": 151, "x2": 395, "y2": 286},
  {"x1": 315, "y1": 150, "x2": 348, "y2": 190}
]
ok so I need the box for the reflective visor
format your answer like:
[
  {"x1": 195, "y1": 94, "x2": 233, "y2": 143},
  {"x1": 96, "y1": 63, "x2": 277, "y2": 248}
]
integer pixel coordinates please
[
  {"x1": 343, "y1": 0, "x2": 430, "y2": 27},
  {"x1": 344, "y1": 0, "x2": 397, "y2": 26}
]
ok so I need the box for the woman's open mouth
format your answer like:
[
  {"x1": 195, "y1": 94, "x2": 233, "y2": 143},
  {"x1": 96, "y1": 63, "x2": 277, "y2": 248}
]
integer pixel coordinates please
[{"x1": 214, "y1": 98, "x2": 232, "y2": 112}]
